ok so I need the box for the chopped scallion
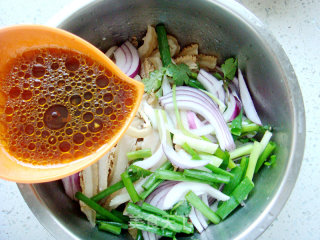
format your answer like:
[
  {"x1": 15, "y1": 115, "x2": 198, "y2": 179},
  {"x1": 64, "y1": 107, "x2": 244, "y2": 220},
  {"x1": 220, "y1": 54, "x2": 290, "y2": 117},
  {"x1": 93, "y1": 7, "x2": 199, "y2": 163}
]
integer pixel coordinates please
[
  {"x1": 127, "y1": 149, "x2": 152, "y2": 161},
  {"x1": 245, "y1": 141, "x2": 263, "y2": 180},
  {"x1": 97, "y1": 221, "x2": 122, "y2": 235},
  {"x1": 121, "y1": 171, "x2": 140, "y2": 203},
  {"x1": 183, "y1": 169, "x2": 230, "y2": 184},
  {"x1": 75, "y1": 192, "x2": 123, "y2": 223},
  {"x1": 185, "y1": 190, "x2": 221, "y2": 224},
  {"x1": 255, "y1": 141, "x2": 276, "y2": 173}
]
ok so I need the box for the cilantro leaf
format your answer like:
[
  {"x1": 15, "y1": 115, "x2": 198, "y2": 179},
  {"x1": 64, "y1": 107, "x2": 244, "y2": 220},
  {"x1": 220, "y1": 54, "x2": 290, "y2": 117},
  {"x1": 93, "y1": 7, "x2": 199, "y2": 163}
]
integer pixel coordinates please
[
  {"x1": 142, "y1": 69, "x2": 164, "y2": 93},
  {"x1": 127, "y1": 165, "x2": 153, "y2": 178},
  {"x1": 166, "y1": 63, "x2": 191, "y2": 86},
  {"x1": 221, "y1": 58, "x2": 238, "y2": 80},
  {"x1": 231, "y1": 109, "x2": 243, "y2": 136},
  {"x1": 170, "y1": 200, "x2": 191, "y2": 216}
]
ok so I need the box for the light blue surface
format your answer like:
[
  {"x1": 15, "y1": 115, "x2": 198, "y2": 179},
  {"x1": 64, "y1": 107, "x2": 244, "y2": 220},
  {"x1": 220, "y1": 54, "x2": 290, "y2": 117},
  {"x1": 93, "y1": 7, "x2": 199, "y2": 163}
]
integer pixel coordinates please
[{"x1": 0, "y1": 0, "x2": 319, "y2": 239}]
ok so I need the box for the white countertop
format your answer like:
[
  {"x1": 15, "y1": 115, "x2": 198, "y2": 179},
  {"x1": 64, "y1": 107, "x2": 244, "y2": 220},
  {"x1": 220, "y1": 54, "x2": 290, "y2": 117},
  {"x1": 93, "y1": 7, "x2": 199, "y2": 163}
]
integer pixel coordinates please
[{"x1": 0, "y1": 0, "x2": 319, "y2": 239}]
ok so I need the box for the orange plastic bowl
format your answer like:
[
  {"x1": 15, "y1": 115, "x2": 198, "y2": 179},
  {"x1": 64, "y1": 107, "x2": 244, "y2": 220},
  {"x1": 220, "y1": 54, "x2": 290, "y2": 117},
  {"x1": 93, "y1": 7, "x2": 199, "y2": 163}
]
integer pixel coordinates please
[{"x1": 0, "y1": 25, "x2": 144, "y2": 183}]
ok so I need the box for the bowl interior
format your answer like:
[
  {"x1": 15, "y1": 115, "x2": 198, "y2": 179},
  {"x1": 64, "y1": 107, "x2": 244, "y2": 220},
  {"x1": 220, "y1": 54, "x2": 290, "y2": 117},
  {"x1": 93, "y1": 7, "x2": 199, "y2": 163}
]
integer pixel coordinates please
[{"x1": 19, "y1": 0, "x2": 305, "y2": 239}]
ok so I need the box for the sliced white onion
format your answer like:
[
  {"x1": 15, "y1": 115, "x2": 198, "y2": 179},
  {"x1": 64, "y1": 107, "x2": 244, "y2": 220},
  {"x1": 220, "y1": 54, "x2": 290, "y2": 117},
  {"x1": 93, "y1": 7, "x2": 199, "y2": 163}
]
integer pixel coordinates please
[
  {"x1": 238, "y1": 69, "x2": 262, "y2": 125},
  {"x1": 162, "y1": 182, "x2": 230, "y2": 210},
  {"x1": 133, "y1": 144, "x2": 164, "y2": 170}
]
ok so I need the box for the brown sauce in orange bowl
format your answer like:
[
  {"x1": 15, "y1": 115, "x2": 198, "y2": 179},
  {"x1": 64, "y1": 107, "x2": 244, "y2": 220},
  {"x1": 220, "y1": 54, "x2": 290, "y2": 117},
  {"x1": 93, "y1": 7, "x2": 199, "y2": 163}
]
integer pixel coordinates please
[{"x1": 0, "y1": 47, "x2": 137, "y2": 166}]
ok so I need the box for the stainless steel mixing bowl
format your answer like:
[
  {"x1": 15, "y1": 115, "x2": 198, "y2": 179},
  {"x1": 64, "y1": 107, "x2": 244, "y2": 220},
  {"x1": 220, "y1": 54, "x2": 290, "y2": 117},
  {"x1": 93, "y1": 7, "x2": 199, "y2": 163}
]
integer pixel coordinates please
[{"x1": 17, "y1": 0, "x2": 305, "y2": 239}]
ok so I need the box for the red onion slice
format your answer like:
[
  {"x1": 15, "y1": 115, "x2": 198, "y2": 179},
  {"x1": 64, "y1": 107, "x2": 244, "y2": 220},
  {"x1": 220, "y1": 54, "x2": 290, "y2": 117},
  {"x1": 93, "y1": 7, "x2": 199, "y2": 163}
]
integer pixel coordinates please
[
  {"x1": 142, "y1": 231, "x2": 150, "y2": 240},
  {"x1": 233, "y1": 76, "x2": 239, "y2": 91},
  {"x1": 195, "y1": 207, "x2": 208, "y2": 230},
  {"x1": 105, "y1": 46, "x2": 118, "y2": 58},
  {"x1": 71, "y1": 173, "x2": 81, "y2": 194},
  {"x1": 114, "y1": 47, "x2": 126, "y2": 71},
  {"x1": 157, "y1": 110, "x2": 212, "y2": 169},
  {"x1": 223, "y1": 93, "x2": 241, "y2": 122},
  {"x1": 162, "y1": 182, "x2": 229, "y2": 210},
  {"x1": 133, "y1": 145, "x2": 164, "y2": 170},
  {"x1": 198, "y1": 69, "x2": 225, "y2": 101},
  {"x1": 190, "y1": 207, "x2": 204, "y2": 233},
  {"x1": 160, "y1": 86, "x2": 218, "y2": 111},
  {"x1": 164, "y1": 100, "x2": 233, "y2": 150},
  {"x1": 160, "y1": 87, "x2": 235, "y2": 151},
  {"x1": 162, "y1": 144, "x2": 211, "y2": 169},
  {"x1": 62, "y1": 172, "x2": 80, "y2": 200},
  {"x1": 150, "y1": 186, "x2": 173, "y2": 209},
  {"x1": 187, "y1": 111, "x2": 198, "y2": 129},
  {"x1": 124, "y1": 41, "x2": 140, "y2": 78},
  {"x1": 145, "y1": 181, "x2": 178, "y2": 204},
  {"x1": 197, "y1": 194, "x2": 209, "y2": 229},
  {"x1": 120, "y1": 44, "x2": 132, "y2": 74},
  {"x1": 238, "y1": 69, "x2": 262, "y2": 125},
  {"x1": 61, "y1": 176, "x2": 73, "y2": 199},
  {"x1": 190, "y1": 124, "x2": 215, "y2": 136},
  {"x1": 114, "y1": 41, "x2": 140, "y2": 78}
]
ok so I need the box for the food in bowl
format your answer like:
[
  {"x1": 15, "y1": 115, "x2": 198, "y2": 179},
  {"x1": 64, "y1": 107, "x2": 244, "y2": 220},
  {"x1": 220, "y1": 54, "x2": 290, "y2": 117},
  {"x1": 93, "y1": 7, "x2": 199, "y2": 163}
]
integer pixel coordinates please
[{"x1": 62, "y1": 24, "x2": 277, "y2": 239}]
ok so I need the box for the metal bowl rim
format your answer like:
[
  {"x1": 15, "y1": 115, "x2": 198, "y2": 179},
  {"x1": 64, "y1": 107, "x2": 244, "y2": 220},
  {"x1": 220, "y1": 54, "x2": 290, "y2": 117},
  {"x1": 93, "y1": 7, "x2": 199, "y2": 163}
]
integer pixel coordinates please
[{"x1": 18, "y1": 0, "x2": 306, "y2": 239}]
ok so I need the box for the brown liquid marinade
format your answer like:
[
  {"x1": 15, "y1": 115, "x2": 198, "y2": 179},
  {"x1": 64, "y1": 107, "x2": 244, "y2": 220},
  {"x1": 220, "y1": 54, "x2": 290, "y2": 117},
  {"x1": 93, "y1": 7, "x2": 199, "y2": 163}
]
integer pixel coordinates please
[{"x1": 0, "y1": 47, "x2": 136, "y2": 166}]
